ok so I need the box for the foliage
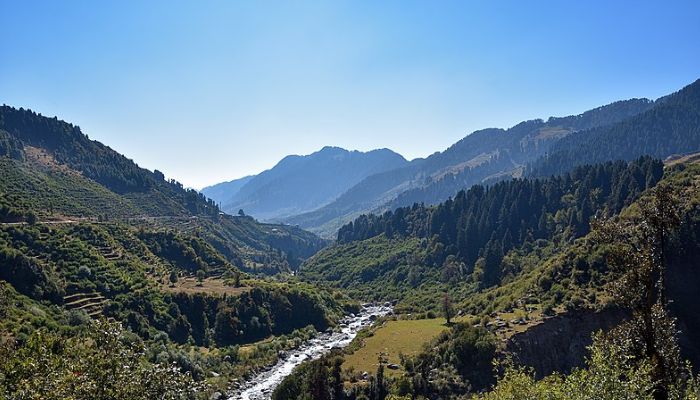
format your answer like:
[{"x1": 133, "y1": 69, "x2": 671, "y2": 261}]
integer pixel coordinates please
[
  {"x1": 480, "y1": 334, "x2": 659, "y2": 400},
  {"x1": 480, "y1": 183, "x2": 700, "y2": 400},
  {"x1": 0, "y1": 320, "x2": 206, "y2": 400},
  {"x1": 303, "y1": 158, "x2": 662, "y2": 302},
  {"x1": 591, "y1": 184, "x2": 684, "y2": 399},
  {"x1": 0, "y1": 220, "x2": 352, "y2": 390},
  {"x1": 404, "y1": 324, "x2": 496, "y2": 395},
  {"x1": 0, "y1": 129, "x2": 24, "y2": 160}
]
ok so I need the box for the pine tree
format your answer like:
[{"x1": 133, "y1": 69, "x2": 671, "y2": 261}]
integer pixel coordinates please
[
  {"x1": 442, "y1": 292, "x2": 454, "y2": 325},
  {"x1": 332, "y1": 358, "x2": 344, "y2": 400},
  {"x1": 375, "y1": 357, "x2": 387, "y2": 400}
]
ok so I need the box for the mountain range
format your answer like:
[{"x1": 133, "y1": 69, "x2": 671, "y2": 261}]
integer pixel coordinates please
[
  {"x1": 2, "y1": 78, "x2": 700, "y2": 399},
  {"x1": 0, "y1": 105, "x2": 325, "y2": 274},
  {"x1": 201, "y1": 146, "x2": 408, "y2": 221},
  {"x1": 206, "y1": 79, "x2": 700, "y2": 237}
]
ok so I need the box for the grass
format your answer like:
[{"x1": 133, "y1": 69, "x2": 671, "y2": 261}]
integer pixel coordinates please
[
  {"x1": 163, "y1": 277, "x2": 251, "y2": 296},
  {"x1": 343, "y1": 318, "x2": 450, "y2": 376}
]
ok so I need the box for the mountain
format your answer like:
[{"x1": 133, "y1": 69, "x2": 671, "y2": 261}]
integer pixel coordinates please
[
  {"x1": 0, "y1": 105, "x2": 326, "y2": 274},
  {"x1": 300, "y1": 157, "x2": 665, "y2": 300},
  {"x1": 290, "y1": 155, "x2": 700, "y2": 398},
  {"x1": 527, "y1": 78, "x2": 700, "y2": 177},
  {"x1": 200, "y1": 175, "x2": 254, "y2": 206},
  {"x1": 285, "y1": 97, "x2": 657, "y2": 236},
  {"x1": 0, "y1": 105, "x2": 359, "y2": 394},
  {"x1": 206, "y1": 146, "x2": 408, "y2": 221}
]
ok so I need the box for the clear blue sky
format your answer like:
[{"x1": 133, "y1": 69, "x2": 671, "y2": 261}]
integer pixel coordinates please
[{"x1": 2, "y1": 1, "x2": 699, "y2": 188}]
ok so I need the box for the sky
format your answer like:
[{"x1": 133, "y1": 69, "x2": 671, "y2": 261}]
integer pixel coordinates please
[{"x1": 1, "y1": 1, "x2": 700, "y2": 189}]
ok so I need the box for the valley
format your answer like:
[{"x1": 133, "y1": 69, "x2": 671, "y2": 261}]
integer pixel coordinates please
[{"x1": 1, "y1": 78, "x2": 700, "y2": 400}]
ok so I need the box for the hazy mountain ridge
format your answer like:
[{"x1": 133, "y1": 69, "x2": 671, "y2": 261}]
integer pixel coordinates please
[
  {"x1": 199, "y1": 175, "x2": 254, "y2": 206},
  {"x1": 206, "y1": 146, "x2": 409, "y2": 221},
  {"x1": 285, "y1": 96, "x2": 658, "y2": 236}
]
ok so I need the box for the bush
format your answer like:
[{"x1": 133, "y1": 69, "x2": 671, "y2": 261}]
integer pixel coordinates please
[{"x1": 0, "y1": 321, "x2": 207, "y2": 399}]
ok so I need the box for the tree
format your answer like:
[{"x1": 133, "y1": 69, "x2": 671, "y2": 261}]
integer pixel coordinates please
[
  {"x1": 0, "y1": 320, "x2": 205, "y2": 399},
  {"x1": 332, "y1": 358, "x2": 344, "y2": 400},
  {"x1": 169, "y1": 314, "x2": 192, "y2": 344},
  {"x1": 0, "y1": 285, "x2": 8, "y2": 319},
  {"x1": 169, "y1": 271, "x2": 178, "y2": 286},
  {"x1": 238, "y1": 209, "x2": 245, "y2": 217},
  {"x1": 196, "y1": 269, "x2": 205, "y2": 286},
  {"x1": 591, "y1": 184, "x2": 683, "y2": 400},
  {"x1": 375, "y1": 356, "x2": 387, "y2": 400},
  {"x1": 306, "y1": 361, "x2": 330, "y2": 400},
  {"x1": 481, "y1": 239, "x2": 503, "y2": 288},
  {"x1": 442, "y1": 293, "x2": 454, "y2": 325},
  {"x1": 26, "y1": 211, "x2": 37, "y2": 225}
]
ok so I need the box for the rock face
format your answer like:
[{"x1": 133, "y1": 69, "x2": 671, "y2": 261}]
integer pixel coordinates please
[{"x1": 504, "y1": 307, "x2": 628, "y2": 378}]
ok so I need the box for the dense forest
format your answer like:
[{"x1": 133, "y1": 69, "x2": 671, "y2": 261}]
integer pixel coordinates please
[
  {"x1": 527, "y1": 79, "x2": 700, "y2": 177},
  {"x1": 322, "y1": 157, "x2": 662, "y2": 290},
  {"x1": 281, "y1": 158, "x2": 700, "y2": 400},
  {"x1": 0, "y1": 105, "x2": 220, "y2": 215}
]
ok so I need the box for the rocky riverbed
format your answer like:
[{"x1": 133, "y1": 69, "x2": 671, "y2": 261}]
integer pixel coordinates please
[{"x1": 228, "y1": 303, "x2": 393, "y2": 400}]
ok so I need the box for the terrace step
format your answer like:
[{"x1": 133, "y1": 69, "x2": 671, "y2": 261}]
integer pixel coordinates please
[
  {"x1": 65, "y1": 294, "x2": 105, "y2": 307},
  {"x1": 63, "y1": 291, "x2": 108, "y2": 319}
]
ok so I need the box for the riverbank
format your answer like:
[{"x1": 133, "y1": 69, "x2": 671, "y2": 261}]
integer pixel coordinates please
[{"x1": 229, "y1": 304, "x2": 393, "y2": 400}]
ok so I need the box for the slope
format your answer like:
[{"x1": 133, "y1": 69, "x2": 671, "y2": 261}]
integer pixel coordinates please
[
  {"x1": 199, "y1": 175, "x2": 254, "y2": 206},
  {"x1": 527, "y1": 78, "x2": 700, "y2": 177},
  {"x1": 300, "y1": 157, "x2": 664, "y2": 304},
  {"x1": 286, "y1": 97, "x2": 657, "y2": 236},
  {"x1": 0, "y1": 106, "x2": 326, "y2": 274},
  {"x1": 209, "y1": 146, "x2": 408, "y2": 221}
]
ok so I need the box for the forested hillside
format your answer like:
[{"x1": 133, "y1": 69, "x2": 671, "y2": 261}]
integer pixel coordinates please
[
  {"x1": 0, "y1": 106, "x2": 326, "y2": 274},
  {"x1": 0, "y1": 220, "x2": 354, "y2": 391},
  {"x1": 285, "y1": 98, "x2": 656, "y2": 236},
  {"x1": 284, "y1": 156, "x2": 700, "y2": 400},
  {"x1": 302, "y1": 157, "x2": 663, "y2": 299},
  {"x1": 528, "y1": 78, "x2": 700, "y2": 177}
]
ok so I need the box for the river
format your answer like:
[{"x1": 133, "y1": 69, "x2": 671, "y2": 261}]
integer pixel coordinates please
[{"x1": 229, "y1": 304, "x2": 393, "y2": 400}]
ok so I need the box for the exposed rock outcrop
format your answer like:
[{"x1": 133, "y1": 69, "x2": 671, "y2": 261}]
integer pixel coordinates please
[{"x1": 504, "y1": 307, "x2": 628, "y2": 378}]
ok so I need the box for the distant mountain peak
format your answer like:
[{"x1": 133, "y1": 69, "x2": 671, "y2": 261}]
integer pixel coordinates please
[{"x1": 203, "y1": 145, "x2": 408, "y2": 221}]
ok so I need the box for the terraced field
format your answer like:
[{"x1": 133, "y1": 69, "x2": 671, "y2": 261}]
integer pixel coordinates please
[{"x1": 63, "y1": 292, "x2": 107, "y2": 318}]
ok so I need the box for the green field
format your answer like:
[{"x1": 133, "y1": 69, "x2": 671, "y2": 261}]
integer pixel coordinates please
[{"x1": 343, "y1": 318, "x2": 449, "y2": 376}]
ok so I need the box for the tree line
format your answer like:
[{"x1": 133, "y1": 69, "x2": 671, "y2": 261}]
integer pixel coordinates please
[{"x1": 338, "y1": 157, "x2": 663, "y2": 288}]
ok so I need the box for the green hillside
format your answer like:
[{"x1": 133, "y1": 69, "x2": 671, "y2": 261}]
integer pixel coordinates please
[
  {"x1": 301, "y1": 157, "x2": 664, "y2": 308},
  {"x1": 283, "y1": 158, "x2": 700, "y2": 399},
  {"x1": 0, "y1": 106, "x2": 350, "y2": 397},
  {"x1": 0, "y1": 106, "x2": 326, "y2": 275}
]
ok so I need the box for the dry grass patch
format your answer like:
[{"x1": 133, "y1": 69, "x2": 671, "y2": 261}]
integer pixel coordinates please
[
  {"x1": 163, "y1": 277, "x2": 250, "y2": 296},
  {"x1": 344, "y1": 318, "x2": 449, "y2": 376}
]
